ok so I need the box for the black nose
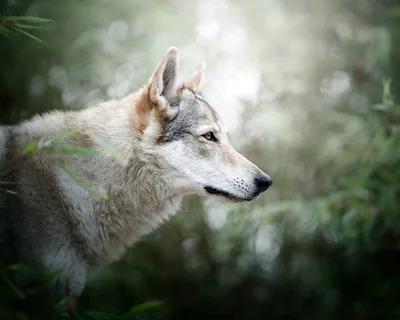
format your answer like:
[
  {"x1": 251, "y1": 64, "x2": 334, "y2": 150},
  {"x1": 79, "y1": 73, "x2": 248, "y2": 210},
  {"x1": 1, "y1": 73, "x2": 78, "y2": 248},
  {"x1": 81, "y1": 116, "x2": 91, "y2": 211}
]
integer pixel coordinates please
[{"x1": 254, "y1": 173, "x2": 273, "y2": 192}]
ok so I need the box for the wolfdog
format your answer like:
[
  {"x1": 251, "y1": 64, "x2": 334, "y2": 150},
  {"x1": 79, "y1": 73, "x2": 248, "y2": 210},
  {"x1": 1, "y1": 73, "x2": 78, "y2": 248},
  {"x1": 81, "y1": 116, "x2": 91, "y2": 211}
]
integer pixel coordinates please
[{"x1": 0, "y1": 47, "x2": 272, "y2": 311}]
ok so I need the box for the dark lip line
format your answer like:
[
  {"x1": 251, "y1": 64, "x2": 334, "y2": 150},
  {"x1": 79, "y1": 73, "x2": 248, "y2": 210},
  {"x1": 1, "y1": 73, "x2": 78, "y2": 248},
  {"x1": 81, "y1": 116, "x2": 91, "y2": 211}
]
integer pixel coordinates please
[{"x1": 204, "y1": 186, "x2": 254, "y2": 202}]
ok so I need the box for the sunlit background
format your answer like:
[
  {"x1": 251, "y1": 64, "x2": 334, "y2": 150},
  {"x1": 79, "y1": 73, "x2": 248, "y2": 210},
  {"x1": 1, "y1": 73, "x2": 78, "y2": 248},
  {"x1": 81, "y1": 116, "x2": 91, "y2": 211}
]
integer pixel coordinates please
[{"x1": 1, "y1": 0, "x2": 400, "y2": 318}]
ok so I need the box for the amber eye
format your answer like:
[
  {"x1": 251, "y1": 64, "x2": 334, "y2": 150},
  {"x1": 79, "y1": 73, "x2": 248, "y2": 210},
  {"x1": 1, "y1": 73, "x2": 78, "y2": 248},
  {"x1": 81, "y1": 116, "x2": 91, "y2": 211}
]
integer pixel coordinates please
[{"x1": 202, "y1": 131, "x2": 218, "y2": 142}]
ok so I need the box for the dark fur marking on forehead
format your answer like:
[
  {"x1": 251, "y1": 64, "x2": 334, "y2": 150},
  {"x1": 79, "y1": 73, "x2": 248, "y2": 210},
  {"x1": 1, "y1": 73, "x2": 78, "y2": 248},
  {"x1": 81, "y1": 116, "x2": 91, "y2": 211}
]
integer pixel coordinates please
[
  {"x1": 186, "y1": 89, "x2": 207, "y2": 106},
  {"x1": 186, "y1": 89, "x2": 219, "y2": 123},
  {"x1": 160, "y1": 91, "x2": 219, "y2": 143}
]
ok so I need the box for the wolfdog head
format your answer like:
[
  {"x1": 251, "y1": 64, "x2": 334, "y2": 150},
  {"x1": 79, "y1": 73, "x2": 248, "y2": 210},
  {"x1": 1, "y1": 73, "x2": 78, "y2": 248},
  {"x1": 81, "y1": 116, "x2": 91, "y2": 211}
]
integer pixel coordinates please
[{"x1": 133, "y1": 47, "x2": 272, "y2": 202}]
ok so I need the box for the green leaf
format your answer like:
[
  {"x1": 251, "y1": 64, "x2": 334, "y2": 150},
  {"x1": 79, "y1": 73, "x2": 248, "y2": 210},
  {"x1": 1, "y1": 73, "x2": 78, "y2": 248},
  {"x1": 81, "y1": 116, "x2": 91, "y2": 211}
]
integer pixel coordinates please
[
  {"x1": 0, "y1": 25, "x2": 12, "y2": 37},
  {"x1": 0, "y1": 181, "x2": 16, "y2": 185},
  {"x1": 25, "y1": 139, "x2": 38, "y2": 153},
  {"x1": 125, "y1": 300, "x2": 164, "y2": 317},
  {"x1": 3, "y1": 15, "x2": 54, "y2": 23},
  {"x1": 59, "y1": 161, "x2": 95, "y2": 187},
  {"x1": 10, "y1": 26, "x2": 47, "y2": 45},
  {"x1": 8, "y1": 265, "x2": 61, "y2": 284},
  {"x1": 8, "y1": 264, "x2": 46, "y2": 275},
  {"x1": 383, "y1": 79, "x2": 392, "y2": 100},
  {"x1": 52, "y1": 144, "x2": 99, "y2": 156},
  {"x1": 47, "y1": 128, "x2": 80, "y2": 143},
  {"x1": 37, "y1": 269, "x2": 62, "y2": 283},
  {"x1": 15, "y1": 24, "x2": 44, "y2": 29},
  {"x1": 0, "y1": 188, "x2": 17, "y2": 195},
  {"x1": 58, "y1": 160, "x2": 109, "y2": 200},
  {"x1": 89, "y1": 133, "x2": 127, "y2": 165},
  {"x1": 28, "y1": 129, "x2": 99, "y2": 156},
  {"x1": 0, "y1": 29, "x2": 11, "y2": 37}
]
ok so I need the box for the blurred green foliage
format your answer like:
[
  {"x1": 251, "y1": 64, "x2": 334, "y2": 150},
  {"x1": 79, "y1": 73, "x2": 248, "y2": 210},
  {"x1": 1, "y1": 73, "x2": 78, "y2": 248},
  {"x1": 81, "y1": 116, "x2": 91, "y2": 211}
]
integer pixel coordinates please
[{"x1": 1, "y1": 0, "x2": 400, "y2": 319}]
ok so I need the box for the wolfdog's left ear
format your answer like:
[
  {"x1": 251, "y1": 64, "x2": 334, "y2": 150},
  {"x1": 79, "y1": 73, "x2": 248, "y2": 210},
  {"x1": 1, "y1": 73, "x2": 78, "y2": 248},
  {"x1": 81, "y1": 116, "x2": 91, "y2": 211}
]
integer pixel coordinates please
[
  {"x1": 148, "y1": 46, "x2": 179, "y2": 108},
  {"x1": 178, "y1": 62, "x2": 206, "y2": 93}
]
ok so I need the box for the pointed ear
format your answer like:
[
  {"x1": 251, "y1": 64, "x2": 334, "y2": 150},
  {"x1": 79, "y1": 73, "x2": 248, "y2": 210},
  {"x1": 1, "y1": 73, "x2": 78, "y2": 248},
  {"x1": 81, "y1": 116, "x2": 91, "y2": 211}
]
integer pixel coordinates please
[
  {"x1": 178, "y1": 62, "x2": 206, "y2": 93},
  {"x1": 148, "y1": 46, "x2": 179, "y2": 107}
]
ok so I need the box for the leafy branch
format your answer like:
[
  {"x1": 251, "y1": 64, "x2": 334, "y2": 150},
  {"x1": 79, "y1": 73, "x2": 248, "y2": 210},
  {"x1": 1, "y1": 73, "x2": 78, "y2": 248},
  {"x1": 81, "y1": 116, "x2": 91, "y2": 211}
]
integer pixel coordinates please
[
  {"x1": 0, "y1": 128, "x2": 127, "y2": 200},
  {"x1": 0, "y1": 14, "x2": 53, "y2": 45},
  {"x1": 0, "y1": 262, "x2": 164, "y2": 319}
]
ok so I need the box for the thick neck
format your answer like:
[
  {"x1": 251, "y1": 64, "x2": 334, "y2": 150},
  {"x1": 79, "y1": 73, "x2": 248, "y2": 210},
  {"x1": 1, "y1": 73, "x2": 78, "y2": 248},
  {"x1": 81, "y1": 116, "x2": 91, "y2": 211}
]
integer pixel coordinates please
[
  {"x1": 92, "y1": 156, "x2": 181, "y2": 256},
  {"x1": 74, "y1": 106, "x2": 181, "y2": 248}
]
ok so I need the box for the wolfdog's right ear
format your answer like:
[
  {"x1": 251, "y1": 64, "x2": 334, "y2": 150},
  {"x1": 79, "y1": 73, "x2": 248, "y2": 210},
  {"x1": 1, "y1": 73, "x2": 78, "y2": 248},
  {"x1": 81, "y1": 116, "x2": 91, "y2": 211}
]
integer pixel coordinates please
[
  {"x1": 133, "y1": 47, "x2": 180, "y2": 135},
  {"x1": 148, "y1": 46, "x2": 179, "y2": 109}
]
